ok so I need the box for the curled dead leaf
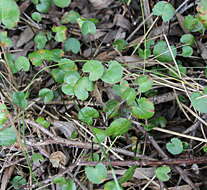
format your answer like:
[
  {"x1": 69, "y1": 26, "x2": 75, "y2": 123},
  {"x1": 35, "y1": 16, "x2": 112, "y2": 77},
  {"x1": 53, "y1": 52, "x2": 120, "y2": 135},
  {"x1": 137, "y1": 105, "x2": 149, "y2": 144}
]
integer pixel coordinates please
[{"x1": 49, "y1": 151, "x2": 67, "y2": 168}]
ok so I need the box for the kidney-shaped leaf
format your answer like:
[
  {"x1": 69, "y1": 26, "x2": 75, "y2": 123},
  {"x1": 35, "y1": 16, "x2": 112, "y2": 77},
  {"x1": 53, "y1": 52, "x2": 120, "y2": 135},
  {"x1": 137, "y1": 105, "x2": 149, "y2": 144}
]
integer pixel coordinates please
[
  {"x1": 166, "y1": 138, "x2": 183, "y2": 155},
  {"x1": 190, "y1": 91, "x2": 207, "y2": 113},
  {"x1": 101, "y1": 61, "x2": 123, "y2": 84},
  {"x1": 85, "y1": 163, "x2": 107, "y2": 184},
  {"x1": 0, "y1": 0, "x2": 20, "y2": 28},
  {"x1": 0, "y1": 125, "x2": 17, "y2": 146},
  {"x1": 131, "y1": 98, "x2": 154, "y2": 119},
  {"x1": 78, "y1": 107, "x2": 99, "y2": 125},
  {"x1": 83, "y1": 60, "x2": 104, "y2": 81},
  {"x1": 106, "y1": 118, "x2": 132, "y2": 138},
  {"x1": 155, "y1": 166, "x2": 171, "y2": 182}
]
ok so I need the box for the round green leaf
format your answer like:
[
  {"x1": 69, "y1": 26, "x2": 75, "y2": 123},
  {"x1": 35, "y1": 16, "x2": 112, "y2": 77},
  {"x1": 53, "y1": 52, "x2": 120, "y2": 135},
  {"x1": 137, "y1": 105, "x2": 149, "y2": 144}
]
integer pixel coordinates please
[
  {"x1": 51, "y1": 68, "x2": 65, "y2": 83},
  {"x1": 180, "y1": 34, "x2": 195, "y2": 46},
  {"x1": 11, "y1": 176, "x2": 27, "y2": 190},
  {"x1": 131, "y1": 98, "x2": 154, "y2": 119},
  {"x1": 0, "y1": 125, "x2": 16, "y2": 146},
  {"x1": 81, "y1": 21, "x2": 96, "y2": 35},
  {"x1": 61, "y1": 84, "x2": 74, "y2": 95},
  {"x1": 34, "y1": 32, "x2": 47, "y2": 49},
  {"x1": 106, "y1": 118, "x2": 132, "y2": 138},
  {"x1": 121, "y1": 87, "x2": 136, "y2": 105},
  {"x1": 52, "y1": 26, "x2": 67, "y2": 42},
  {"x1": 101, "y1": 61, "x2": 123, "y2": 84},
  {"x1": 103, "y1": 100, "x2": 120, "y2": 119},
  {"x1": 64, "y1": 38, "x2": 80, "y2": 54},
  {"x1": 83, "y1": 60, "x2": 104, "y2": 81},
  {"x1": 61, "y1": 10, "x2": 80, "y2": 24},
  {"x1": 64, "y1": 71, "x2": 80, "y2": 86},
  {"x1": 39, "y1": 88, "x2": 54, "y2": 103},
  {"x1": 31, "y1": 12, "x2": 42, "y2": 22},
  {"x1": 136, "y1": 75, "x2": 153, "y2": 93},
  {"x1": 190, "y1": 91, "x2": 207, "y2": 113},
  {"x1": 153, "y1": 40, "x2": 177, "y2": 62},
  {"x1": 15, "y1": 56, "x2": 30, "y2": 72},
  {"x1": 85, "y1": 163, "x2": 107, "y2": 184},
  {"x1": 53, "y1": 0, "x2": 71, "y2": 8},
  {"x1": 138, "y1": 48, "x2": 151, "y2": 59},
  {"x1": 104, "y1": 181, "x2": 123, "y2": 190},
  {"x1": 0, "y1": 31, "x2": 13, "y2": 47},
  {"x1": 181, "y1": 46, "x2": 193, "y2": 57},
  {"x1": 0, "y1": 104, "x2": 8, "y2": 125},
  {"x1": 78, "y1": 107, "x2": 99, "y2": 125},
  {"x1": 112, "y1": 39, "x2": 128, "y2": 51},
  {"x1": 166, "y1": 138, "x2": 183, "y2": 155},
  {"x1": 59, "y1": 58, "x2": 77, "y2": 71},
  {"x1": 0, "y1": 0, "x2": 20, "y2": 28},
  {"x1": 36, "y1": 0, "x2": 52, "y2": 13},
  {"x1": 12, "y1": 91, "x2": 28, "y2": 109},
  {"x1": 152, "y1": 1, "x2": 175, "y2": 22},
  {"x1": 183, "y1": 15, "x2": 204, "y2": 32},
  {"x1": 74, "y1": 77, "x2": 94, "y2": 100},
  {"x1": 155, "y1": 166, "x2": 171, "y2": 182}
]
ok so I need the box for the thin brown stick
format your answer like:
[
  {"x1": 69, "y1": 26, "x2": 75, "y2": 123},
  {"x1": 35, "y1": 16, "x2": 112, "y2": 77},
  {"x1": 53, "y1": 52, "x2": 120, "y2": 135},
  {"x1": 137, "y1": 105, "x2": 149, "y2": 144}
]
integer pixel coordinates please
[{"x1": 76, "y1": 157, "x2": 207, "y2": 167}]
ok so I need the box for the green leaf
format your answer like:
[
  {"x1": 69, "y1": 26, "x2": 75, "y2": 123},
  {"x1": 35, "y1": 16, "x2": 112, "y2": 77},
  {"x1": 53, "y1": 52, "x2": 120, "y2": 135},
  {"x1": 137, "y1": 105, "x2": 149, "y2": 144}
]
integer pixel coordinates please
[
  {"x1": 62, "y1": 179, "x2": 76, "y2": 190},
  {"x1": 12, "y1": 91, "x2": 28, "y2": 109},
  {"x1": 53, "y1": 0, "x2": 71, "y2": 8},
  {"x1": 112, "y1": 80, "x2": 129, "y2": 96},
  {"x1": 155, "y1": 166, "x2": 171, "y2": 182},
  {"x1": 190, "y1": 91, "x2": 207, "y2": 113},
  {"x1": 81, "y1": 21, "x2": 96, "y2": 35},
  {"x1": 74, "y1": 77, "x2": 94, "y2": 100},
  {"x1": 180, "y1": 34, "x2": 195, "y2": 46},
  {"x1": 36, "y1": 117, "x2": 50, "y2": 128},
  {"x1": 119, "y1": 166, "x2": 137, "y2": 184},
  {"x1": 83, "y1": 60, "x2": 104, "y2": 81},
  {"x1": 166, "y1": 138, "x2": 183, "y2": 155},
  {"x1": 36, "y1": 0, "x2": 52, "y2": 13},
  {"x1": 78, "y1": 107, "x2": 99, "y2": 125},
  {"x1": 153, "y1": 40, "x2": 177, "y2": 62},
  {"x1": 104, "y1": 181, "x2": 123, "y2": 190},
  {"x1": 131, "y1": 98, "x2": 154, "y2": 119},
  {"x1": 150, "y1": 116, "x2": 167, "y2": 128},
  {"x1": 39, "y1": 88, "x2": 54, "y2": 103},
  {"x1": 59, "y1": 58, "x2": 77, "y2": 71},
  {"x1": 31, "y1": 12, "x2": 42, "y2": 22},
  {"x1": 106, "y1": 118, "x2": 132, "y2": 138},
  {"x1": 5, "y1": 53, "x2": 18, "y2": 74},
  {"x1": 138, "y1": 48, "x2": 151, "y2": 59},
  {"x1": 0, "y1": 31, "x2": 13, "y2": 47},
  {"x1": 51, "y1": 68, "x2": 65, "y2": 83},
  {"x1": 34, "y1": 32, "x2": 48, "y2": 49},
  {"x1": 181, "y1": 46, "x2": 193, "y2": 57},
  {"x1": 61, "y1": 84, "x2": 74, "y2": 95},
  {"x1": 183, "y1": 15, "x2": 204, "y2": 32},
  {"x1": 29, "y1": 49, "x2": 64, "y2": 66},
  {"x1": 53, "y1": 177, "x2": 67, "y2": 185},
  {"x1": 103, "y1": 100, "x2": 120, "y2": 119},
  {"x1": 92, "y1": 128, "x2": 106, "y2": 143},
  {"x1": 121, "y1": 87, "x2": 136, "y2": 105},
  {"x1": 113, "y1": 39, "x2": 128, "y2": 51},
  {"x1": 64, "y1": 71, "x2": 80, "y2": 85},
  {"x1": 32, "y1": 153, "x2": 44, "y2": 162},
  {"x1": 0, "y1": 104, "x2": 9, "y2": 125},
  {"x1": 85, "y1": 163, "x2": 107, "y2": 184},
  {"x1": 101, "y1": 61, "x2": 123, "y2": 84},
  {"x1": 61, "y1": 10, "x2": 80, "y2": 24},
  {"x1": 15, "y1": 56, "x2": 30, "y2": 72},
  {"x1": 64, "y1": 38, "x2": 80, "y2": 54},
  {"x1": 11, "y1": 176, "x2": 27, "y2": 190},
  {"x1": 52, "y1": 26, "x2": 67, "y2": 42},
  {"x1": 152, "y1": 1, "x2": 175, "y2": 22},
  {"x1": 136, "y1": 75, "x2": 153, "y2": 93},
  {"x1": 0, "y1": 125, "x2": 16, "y2": 146},
  {"x1": 0, "y1": 0, "x2": 20, "y2": 28}
]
